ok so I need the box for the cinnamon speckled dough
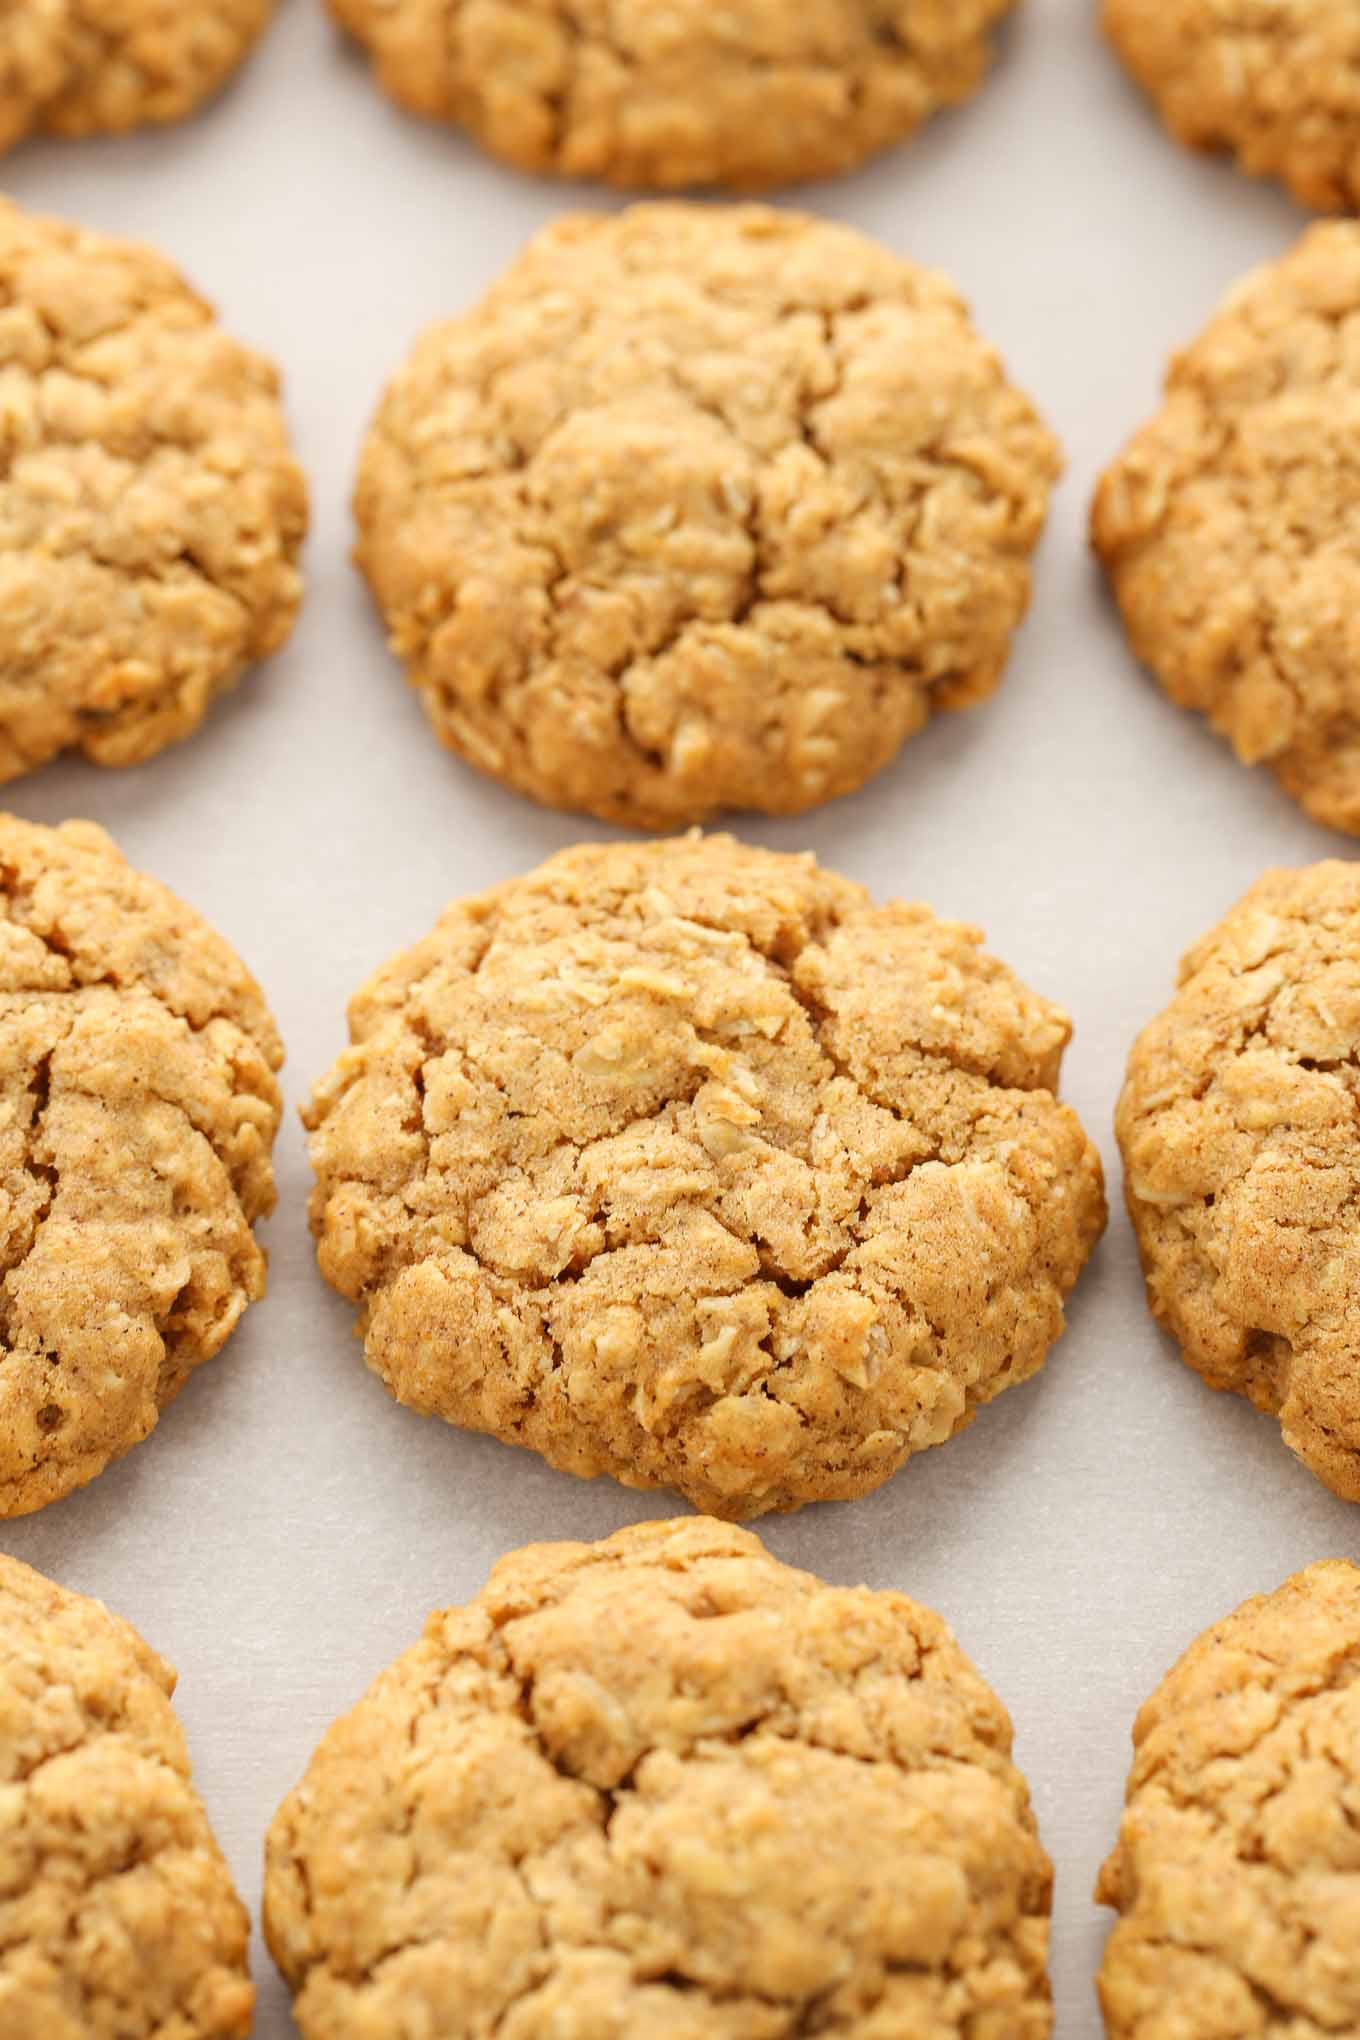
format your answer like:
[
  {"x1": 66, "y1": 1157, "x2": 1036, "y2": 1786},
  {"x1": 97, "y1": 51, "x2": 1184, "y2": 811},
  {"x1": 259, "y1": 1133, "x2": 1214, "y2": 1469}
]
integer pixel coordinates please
[
  {"x1": 327, "y1": 0, "x2": 1019, "y2": 192},
  {"x1": 1104, "y1": 0, "x2": 1360, "y2": 211},
  {"x1": 1094, "y1": 223, "x2": 1360, "y2": 836},
  {"x1": 265, "y1": 1516, "x2": 1055, "y2": 2039},
  {"x1": 0, "y1": 814, "x2": 283, "y2": 1519},
  {"x1": 0, "y1": 197, "x2": 307, "y2": 782},
  {"x1": 304, "y1": 835, "x2": 1105, "y2": 1518},
  {"x1": 1118, "y1": 861, "x2": 1360, "y2": 1502},
  {"x1": 0, "y1": 1552, "x2": 254, "y2": 2039},
  {"x1": 1098, "y1": 1560, "x2": 1360, "y2": 2039},
  {"x1": 356, "y1": 204, "x2": 1059, "y2": 830}
]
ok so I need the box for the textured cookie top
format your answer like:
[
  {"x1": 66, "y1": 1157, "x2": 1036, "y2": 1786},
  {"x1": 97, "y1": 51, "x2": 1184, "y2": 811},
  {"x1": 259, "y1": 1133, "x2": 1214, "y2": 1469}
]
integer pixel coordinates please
[
  {"x1": 1098, "y1": 1560, "x2": 1360, "y2": 2038},
  {"x1": 266, "y1": 1516, "x2": 1054, "y2": 2039},
  {"x1": 0, "y1": 1552, "x2": 253, "y2": 2037},
  {"x1": 1094, "y1": 223, "x2": 1360, "y2": 836},
  {"x1": 0, "y1": 813, "x2": 283, "y2": 1518},
  {"x1": 0, "y1": 197, "x2": 307, "y2": 783},
  {"x1": 1118, "y1": 861, "x2": 1360, "y2": 1502},
  {"x1": 356, "y1": 205, "x2": 1059, "y2": 829},
  {"x1": 329, "y1": 0, "x2": 1019, "y2": 191},
  {"x1": 305, "y1": 835, "x2": 1104, "y2": 1517}
]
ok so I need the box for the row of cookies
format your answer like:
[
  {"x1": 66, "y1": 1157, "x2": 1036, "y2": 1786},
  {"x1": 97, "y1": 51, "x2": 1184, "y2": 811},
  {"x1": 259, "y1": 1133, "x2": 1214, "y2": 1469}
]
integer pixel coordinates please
[
  {"x1": 2, "y1": 814, "x2": 1353, "y2": 1523},
  {"x1": 4, "y1": 1520, "x2": 1357, "y2": 2037}
]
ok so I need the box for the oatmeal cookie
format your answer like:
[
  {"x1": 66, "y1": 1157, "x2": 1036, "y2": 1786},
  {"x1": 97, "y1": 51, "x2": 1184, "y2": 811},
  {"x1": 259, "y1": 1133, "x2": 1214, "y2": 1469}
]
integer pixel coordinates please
[
  {"x1": 0, "y1": 197, "x2": 307, "y2": 782},
  {"x1": 304, "y1": 834, "x2": 1105, "y2": 1518},
  {"x1": 1098, "y1": 1559, "x2": 1360, "y2": 2038},
  {"x1": 265, "y1": 1516, "x2": 1054, "y2": 2039},
  {"x1": 0, "y1": 813, "x2": 283, "y2": 1518}
]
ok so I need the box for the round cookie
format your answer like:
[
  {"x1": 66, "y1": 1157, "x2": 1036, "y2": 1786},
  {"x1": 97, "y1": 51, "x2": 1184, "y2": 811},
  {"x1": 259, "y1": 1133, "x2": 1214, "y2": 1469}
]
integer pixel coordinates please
[
  {"x1": 1098, "y1": 1560, "x2": 1360, "y2": 2038},
  {"x1": 356, "y1": 205, "x2": 1058, "y2": 829},
  {"x1": 0, "y1": 1551, "x2": 254, "y2": 2037},
  {"x1": 0, "y1": 197, "x2": 307, "y2": 782},
  {"x1": 1104, "y1": 0, "x2": 1360, "y2": 213},
  {"x1": 1094, "y1": 223, "x2": 1360, "y2": 836},
  {"x1": 327, "y1": 0, "x2": 1019, "y2": 192},
  {"x1": 0, "y1": 813, "x2": 283, "y2": 1518},
  {"x1": 0, "y1": 0, "x2": 275, "y2": 154},
  {"x1": 1118, "y1": 861, "x2": 1360, "y2": 1501},
  {"x1": 265, "y1": 1516, "x2": 1055, "y2": 2039},
  {"x1": 304, "y1": 834, "x2": 1105, "y2": 1518}
]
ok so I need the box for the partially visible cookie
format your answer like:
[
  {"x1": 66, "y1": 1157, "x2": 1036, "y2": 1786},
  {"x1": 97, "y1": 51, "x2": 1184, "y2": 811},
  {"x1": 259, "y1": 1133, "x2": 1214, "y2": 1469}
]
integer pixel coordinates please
[
  {"x1": 0, "y1": 197, "x2": 307, "y2": 781},
  {"x1": 328, "y1": 0, "x2": 1019, "y2": 192},
  {"x1": 1118, "y1": 861, "x2": 1360, "y2": 1501},
  {"x1": 0, "y1": 1551, "x2": 254, "y2": 2037},
  {"x1": 266, "y1": 1516, "x2": 1055, "y2": 2039},
  {"x1": 0, "y1": 813, "x2": 283, "y2": 1518},
  {"x1": 1098, "y1": 1560, "x2": 1360, "y2": 2038}
]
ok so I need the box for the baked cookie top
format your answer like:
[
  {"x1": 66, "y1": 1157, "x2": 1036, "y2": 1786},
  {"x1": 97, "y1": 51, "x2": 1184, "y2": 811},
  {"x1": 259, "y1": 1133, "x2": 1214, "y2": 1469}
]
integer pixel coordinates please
[
  {"x1": 1104, "y1": 0, "x2": 1360, "y2": 212},
  {"x1": 0, "y1": 814, "x2": 283, "y2": 1518},
  {"x1": 356, "y1": 204, "x2": 1058, "y2": 829},
  {"x1": 305, "y1": 834, "x2": 1105, "y2": 1518},
  {"x1": 1099, "y1": 1559, "x2": 1360, "y2": 2038},
  {"x1": 0, "y1": 197, "x2": 307, "y2": 783},
  {"x1": 265, "y1": 1516, "x2": 1054, "y2": 2039},
  {"x1": 328, "y1": 0, "x2": 1019, "y2": 191},
  {"x1": 0, "y1": 1551, "x2": 253, "y2": 2037},
  {"x1": 1118, "y1": 861, "x2": 1360, "y2": 1501},
  {"x1": 1094, "y1": 222, "x2": 1360, "y2": 836}
]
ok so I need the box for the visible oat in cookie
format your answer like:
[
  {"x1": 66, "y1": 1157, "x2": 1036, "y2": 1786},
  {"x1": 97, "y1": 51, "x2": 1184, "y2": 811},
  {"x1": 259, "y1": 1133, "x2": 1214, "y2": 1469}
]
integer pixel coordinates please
[
  {"x1": 0, "y1": 197, "x2": 307, "y2": 782},
  {"x1": 0, "y1": 814, "x2": 283, "y2": 1518},
  {"x1": 304, "y1": 835, "x2": 1105, "y2": 1518},
  {"x1": 356, "y1": 205, "x2": 1058, "y2": 829},
  {"x1": 266, "y1": 1516, "x2": 1055, "y2": 2039},
  {"x1": 0, "y1": 1551, "x2": 254, "y2": 2037},
  {"x1": 1098, "y1": 1560, "x2": 1360, "y2": 2038},
  {"x1": 1118, "y1": 861, "x2": 1360, "y2": 1502}
]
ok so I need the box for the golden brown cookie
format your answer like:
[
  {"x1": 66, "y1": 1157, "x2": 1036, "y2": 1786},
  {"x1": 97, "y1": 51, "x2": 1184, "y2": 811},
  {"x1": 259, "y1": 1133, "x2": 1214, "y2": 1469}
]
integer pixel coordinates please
[
  {"x1": 1104, "y1": 0, "x2": 1360, "y2": 212},
  {"x1": 0, "y1": 0, "x2": 275, "y2": 153},
  {"x1": 305, "y1": 834, "x2": 1105, "y2": 1518},
  {"x1": 265, "y1": 1516, "x2": 1054, "y2": 2039},
  {"x1": 1098, "y1": 1560, "x2": 1360, "y2": 2038},
  {"x1": 0, "y1": 1551, "x2": 254, "y2": 2038},
  {"x1": 328, "y1": 0, "x2": 1019, "y2": 192},
  {"x1": 1094, "y1": 223, "x2": 1360, "y2": 835},
  {"x1": 0, "y1": 813, "x2": 283, "y2": 1519},
  {"x1": 355, "y1": 204, "x2": 1058, "y2": 829},
  {"x1": 0, "y1": 197, "x2": 307, "y2": 782},
  {"x1": 1118, "y1": 861, "x2": 1360, "y2": 1501}
]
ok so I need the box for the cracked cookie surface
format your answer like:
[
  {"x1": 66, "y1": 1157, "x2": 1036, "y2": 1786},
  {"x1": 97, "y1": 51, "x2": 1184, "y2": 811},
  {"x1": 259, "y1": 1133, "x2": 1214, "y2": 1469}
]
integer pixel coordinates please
[
  {"x1": 265, "y1": 1516, "x2": 1054, "y2": 2039},
  {"x1": 1098, "y1": 1559, "x2": 1360, "y2": 2039},
  {"x1": 1094, "y1": 224, "x2": 1360, "y2": 836},
  {"x1": 0, "y1": 1551, "x2": 253, "y2": 2038},
  {"x1": 355, "y1": 204, "x2": 1058, "y2": 829},
  {"x1": 0, "y1": 197, "x2": 307, "y2": 782},
  {"x1": 304, "y1": 834, "x2": 1105, "y2": 1518},
  {"x1": 1118, "y1": 861, "x2": 1360, "y2": 1501},
  {"x1": 327, "y1": 0, "x2": 1019, "y2": 192},
  {"x1": 0, "y1": 813, "x2": 283, "y2": 1518}
]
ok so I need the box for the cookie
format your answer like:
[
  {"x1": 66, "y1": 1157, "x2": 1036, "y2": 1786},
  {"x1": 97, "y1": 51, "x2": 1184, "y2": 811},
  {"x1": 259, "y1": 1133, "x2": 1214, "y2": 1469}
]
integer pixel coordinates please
[
  {"x1": 1098, "y1": 1559, "x2": 1360, "y2": 2038},
  {"x1": 355, "y1": 205, "x2": 1058, "y2": 829},
  {"x1": 0, "y1": 1551, "x2": 254, "y2": 2038},
  {"x1": 1094, "y1": 223, "x2": 1360, "y2": 836},
  {"x1": 1118, "y1": 861, "x2": 1360, "y2": 1501},
  {"x1": 328, "y1": 0, "x2": 1019, "y2": 192},
  {"x1": 304, "y1": 834, "x2": 1105, "y2": 1518},
  {"x1": 0, "y1": 814, "x2": 283, "y2": 1518},
  {"x1": 0, "y1": 0, "x2": 275, "y2": 153},
  {"x1": 265, "y1": 1516, "x2": 1054, "y2": 2039},
  {"x1": 1104, "y1": 0, "x2": 1360, "y2": 212},
  {"x1": 0, "y1": 197, "x2": 307, "y2": 782}
]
